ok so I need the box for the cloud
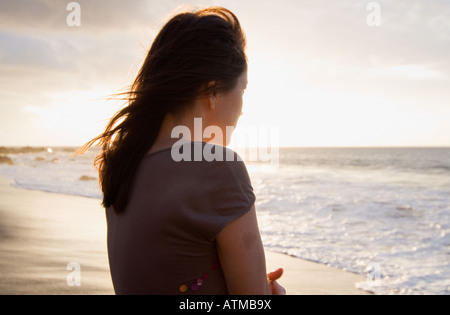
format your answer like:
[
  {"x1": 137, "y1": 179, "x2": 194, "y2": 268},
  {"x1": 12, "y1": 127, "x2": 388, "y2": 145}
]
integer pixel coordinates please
[
  {"x1": 0, "y1": 0, "x2": 213, "y2": 86},
  {"x1": 0, "y1": 0, "x2": 209, "y2": 34},
  {"x1": 0, "y1": 0, "x2": 57, "y2": 31},
  {"x1": 366, "y1": 64, "x2": 446, "y2": 81},
  {"x1": 0, "y1": 32, "x2": 69, "y2": 69},
  {"x1": 239, "y1": 0, "x2": 450, "y2": 71}
]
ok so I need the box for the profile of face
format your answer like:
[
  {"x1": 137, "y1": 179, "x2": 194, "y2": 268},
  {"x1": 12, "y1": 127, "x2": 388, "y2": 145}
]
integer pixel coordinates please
[{"x1": 206, "y1": 71, "x2": 248, "y2": 146}]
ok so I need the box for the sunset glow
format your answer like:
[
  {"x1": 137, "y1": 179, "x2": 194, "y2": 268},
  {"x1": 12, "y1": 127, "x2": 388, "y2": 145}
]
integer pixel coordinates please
[{"x1": 1, "y1": 0, "x2": 449, "y2": 147}]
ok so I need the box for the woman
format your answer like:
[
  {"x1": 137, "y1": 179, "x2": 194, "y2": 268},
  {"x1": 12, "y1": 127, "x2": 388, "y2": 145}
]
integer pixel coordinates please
[{"x1": 81, "y1": 6, "x2": 285, "y2": 295}]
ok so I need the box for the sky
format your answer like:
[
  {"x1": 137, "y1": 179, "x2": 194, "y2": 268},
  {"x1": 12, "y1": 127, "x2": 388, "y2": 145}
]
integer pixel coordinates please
[{"x1": 0, "y1": 0, "x2": 449, "y2": 147}]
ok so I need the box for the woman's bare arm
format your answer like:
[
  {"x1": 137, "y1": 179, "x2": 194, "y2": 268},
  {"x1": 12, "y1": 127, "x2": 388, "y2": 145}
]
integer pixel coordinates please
[{"x1": 216, "y1": 204, "x2": 272, "y2": 295}]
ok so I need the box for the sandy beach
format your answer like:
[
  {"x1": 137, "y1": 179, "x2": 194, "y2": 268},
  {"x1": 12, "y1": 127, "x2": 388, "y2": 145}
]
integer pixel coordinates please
[{"x1": 0, "y1": 176, "x2": 369, "y2": 295}]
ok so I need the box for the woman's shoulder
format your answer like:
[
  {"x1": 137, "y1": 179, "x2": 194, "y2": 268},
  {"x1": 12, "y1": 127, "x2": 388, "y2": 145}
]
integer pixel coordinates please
[
  {"x1": 144, "y1": 142, "x2": 245, "y2": 169},
  {"x1": 167, "y1": 141, "x2": 244, "y2": 163},
  {"x1": 147, "y1": 142, "x2": 251, "y2": 189}
]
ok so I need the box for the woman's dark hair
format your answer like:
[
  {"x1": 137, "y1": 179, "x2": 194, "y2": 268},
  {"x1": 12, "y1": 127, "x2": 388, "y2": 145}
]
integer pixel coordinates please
[{"x1": 79, "y1": 7, "x2": 247, "y2": 213}]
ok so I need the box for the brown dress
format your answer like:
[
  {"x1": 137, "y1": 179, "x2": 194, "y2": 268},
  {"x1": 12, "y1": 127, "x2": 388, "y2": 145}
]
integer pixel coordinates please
[{"x1": 106, "y1": 142, "x2": 255, "y2": 295}]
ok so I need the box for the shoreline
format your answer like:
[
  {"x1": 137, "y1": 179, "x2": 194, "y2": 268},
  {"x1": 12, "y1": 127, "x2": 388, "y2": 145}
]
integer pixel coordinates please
[{"x1": 0, "y1": 176, "x2": 370, "y2": 295}]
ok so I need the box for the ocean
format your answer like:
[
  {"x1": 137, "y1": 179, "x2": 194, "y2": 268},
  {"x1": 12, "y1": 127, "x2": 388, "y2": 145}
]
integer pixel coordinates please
[{"x1": 0, "y1": 146, "x2": 449, "y2": 295}]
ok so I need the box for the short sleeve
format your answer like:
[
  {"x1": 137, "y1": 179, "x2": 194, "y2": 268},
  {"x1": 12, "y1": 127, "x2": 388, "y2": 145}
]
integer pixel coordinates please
[{"x1": 183, "y1": 146, "x2": 256, "y2": 242}]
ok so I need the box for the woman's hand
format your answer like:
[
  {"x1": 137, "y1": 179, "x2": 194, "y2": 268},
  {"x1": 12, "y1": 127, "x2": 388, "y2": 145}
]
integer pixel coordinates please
[{"x1": 267, "y1": 268, "x2": 286, "y2": 295}]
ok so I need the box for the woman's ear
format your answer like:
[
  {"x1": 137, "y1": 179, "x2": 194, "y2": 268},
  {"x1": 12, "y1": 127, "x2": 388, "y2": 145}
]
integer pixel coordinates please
[
  {"x1": 207, "y1": 81, "x2": 217, "y2": 109},
  {"x1": 209, "y1": 95, "x2": 217, "y2": 110}
]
